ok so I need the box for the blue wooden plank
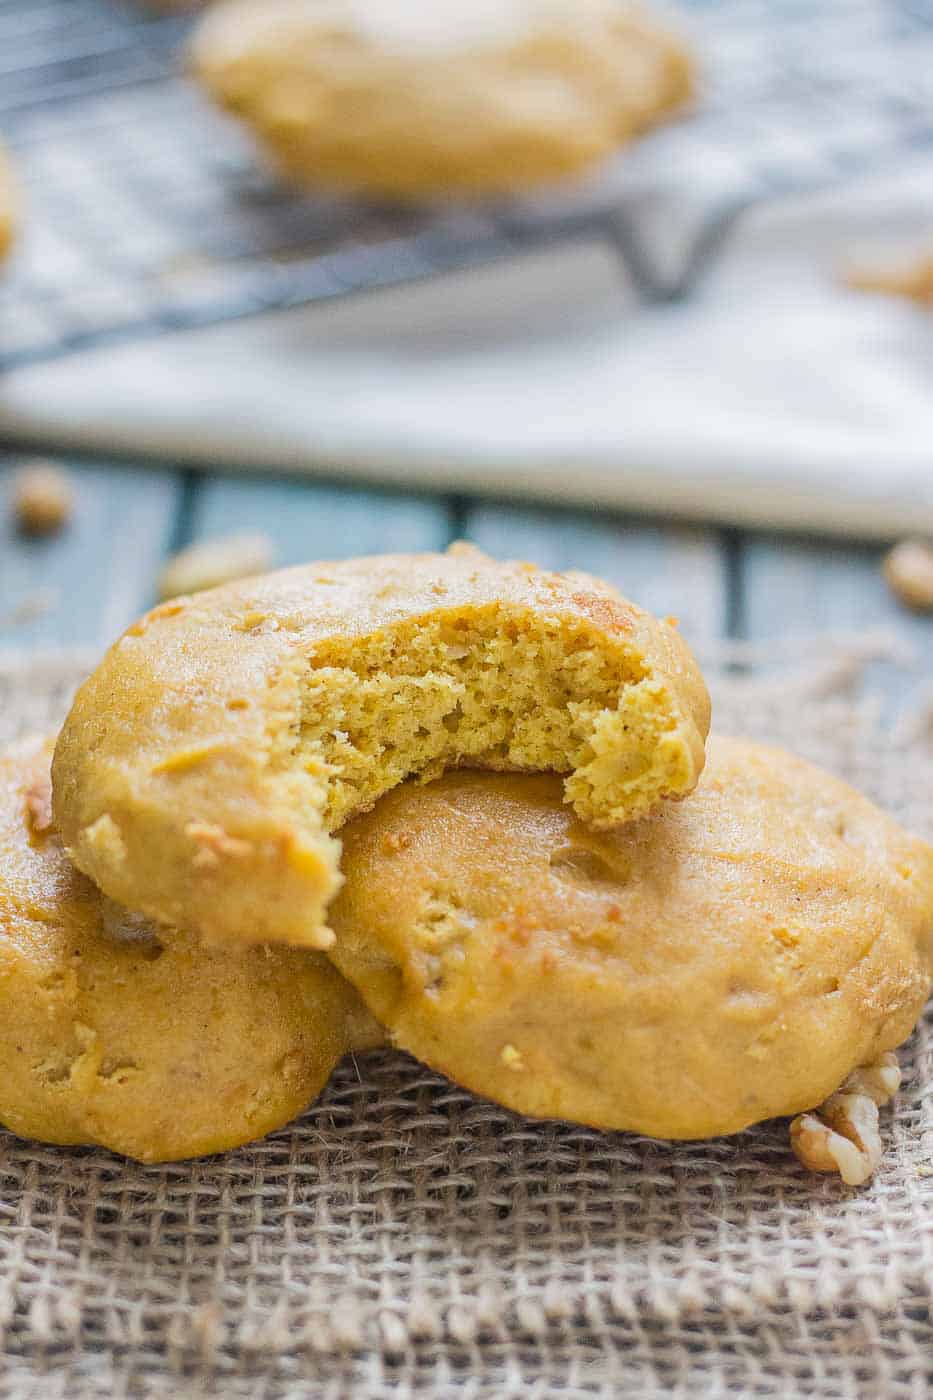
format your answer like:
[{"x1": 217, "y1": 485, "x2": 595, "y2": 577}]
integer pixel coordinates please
[
  {"x1": 187, "y1": 473, "x2": 452, "y2": 565},
  {"x1": 462, "y1": 502, "x2": 727, "y2": 646},
  {"x1": 0, "y1": 455, "x2": 182, "y2": 651},
  {"x1": 740, "y1": 535, "x2": 932, "y2": 713}
]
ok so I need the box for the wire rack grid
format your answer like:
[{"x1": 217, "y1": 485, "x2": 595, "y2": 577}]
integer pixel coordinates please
[{"x1": 1, "y1": 0, "x2": 933, "y2": 373}]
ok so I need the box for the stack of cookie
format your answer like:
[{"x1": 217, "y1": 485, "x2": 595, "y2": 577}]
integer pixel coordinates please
[{"x1": 3, "y1": 546, "x2": 931, "y2": 1184}]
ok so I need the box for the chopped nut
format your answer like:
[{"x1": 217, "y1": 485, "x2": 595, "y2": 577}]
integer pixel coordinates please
[
  {"x1": 24, "y1": 770, "x2": 53, "y2": 836},
  {"x1": 500, "y1": 1044, "x2": 525, "y2": 1072},
  {"x1": 185, "y1": 820, "x2": 253, "y2": 865},
  {"x1": 381, "y1": 831, "x2": 412, "y2": 855},
  {"x1": 11, "y1": 462, "x2": 72, "y2": 536},
  {"x1": 844, "y1": 252, "x2": 933, "y2": 305},
  {"x1": 842, "y1": 1051, "x2": 902, "y2": 1105},
  {"x1": 790, "y1": 1052, "x2": 901, "y2": 1186},
  {"x1": 82, "y1": 813, "x2": 126, "y2": 864},
  {"x1": 151, "y1": 744, "x2": 225, "y2": 775},
  {"x1": 790, "y1": 1098, "x2": 883, "y2": 1186},
  {"x1": 883, "y1": 540, "x2": 933, "y2": 613},
  {"x1": 158, "y1": 533, "x2": 274, "y2": 601},
  {"x1": 235, "y1": 610, "x2": 269, "y2": 633}
]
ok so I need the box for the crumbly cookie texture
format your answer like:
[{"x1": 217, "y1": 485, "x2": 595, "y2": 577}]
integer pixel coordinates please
[
  {"x1": 0, "y1": 736, "x2": 381, "y2": 1163},
  {"x1": 328, "y1": 737, "x2": 933, "y2": 1141},
  {"x1": 0, "y1": 145, "x2": 16, "y2": 261},
  {"x1": 190, "y1": 0, "x2": 693, "y2": 198},
  {"x1": 52, "y1": 544, "x2": 709, "y2": 951}
]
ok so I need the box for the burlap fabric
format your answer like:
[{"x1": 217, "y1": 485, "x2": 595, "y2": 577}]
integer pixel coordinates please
[{"x1": 0, "y1": 647, "x2": 930, "y2": 1400}]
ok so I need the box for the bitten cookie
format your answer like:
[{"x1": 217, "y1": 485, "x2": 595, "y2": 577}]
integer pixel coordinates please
[
  {"x1": 0, "y1": 736, "x2": 381, "y2": 1163},
  {"x1": 53, "y1": 545, "x2": 709, "y2": 951},
  {"x1": 328, "y1": 737, "x2": 933, "y2": 1140},
  {"x1": 190, "y1": 0, "x2": 693, "y2": 198}
]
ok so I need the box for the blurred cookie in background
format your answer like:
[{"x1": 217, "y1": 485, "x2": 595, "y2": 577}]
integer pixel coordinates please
[{"x1": 190, "y1": 0, "x2": 693, "y2": 200}]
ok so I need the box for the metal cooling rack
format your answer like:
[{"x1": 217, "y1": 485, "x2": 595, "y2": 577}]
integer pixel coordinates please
[{"x1": 2, "y1": 0, "x2": 933, "y2": 372}]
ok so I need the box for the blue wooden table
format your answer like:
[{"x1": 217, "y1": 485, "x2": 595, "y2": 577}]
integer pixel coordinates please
[{"x1": 1, "y1": 452, "x2": 930, "y2": 719}]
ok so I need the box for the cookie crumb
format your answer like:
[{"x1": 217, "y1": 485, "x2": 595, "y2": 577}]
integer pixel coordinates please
[{"x1": 11, "y1": 462, "x2": 72, "y2": 536}]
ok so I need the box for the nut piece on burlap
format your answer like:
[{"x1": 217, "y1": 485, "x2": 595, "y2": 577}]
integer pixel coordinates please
[{"x1": 791, "y1": 1052, "x2": 902, "y2": 1186}]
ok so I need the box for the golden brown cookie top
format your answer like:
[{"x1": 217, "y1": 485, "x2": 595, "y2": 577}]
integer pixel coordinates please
[
  {"x1": 0, "y1": 736, "x2": 380, "y2": 1162},
  {"x1": 191, "y1": 0, "x2": 693, "y2": 198},
  {"x1": 53, "y1": 545, "x2": 709, "y2": 951},
  {"x1": 329, "y1": 737, "x2": 933, "y2": 1139}
]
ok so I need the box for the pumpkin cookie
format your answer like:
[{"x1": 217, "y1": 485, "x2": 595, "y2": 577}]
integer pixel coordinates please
[
  {"x1": 0, "y1": 736, "x2": 380, "y2": 1163},
  {"x1": 190, "y1": 0, "x2": 693, "y2": 199},
  {"x1": 328, "y1": 737, "x2": 933, "y2": 1140},
  {"x1": 53, "y1": 545, "x2": 709, "y2": 951}
]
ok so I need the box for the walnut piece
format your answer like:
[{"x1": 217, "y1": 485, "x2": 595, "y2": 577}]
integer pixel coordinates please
[
  {"x1": 844, "y1": 253, "x2": 933, "y2": 305},
  {"x1": 24, "y1": 768, "x2": 53, "y2": 836},
  {"x1": 185, "y1": 820, "x2": 254, "y2": 868},
  {"x1": 790, "y1": 1052, "x2": 901, "y2": 1186},
  {"x1": 883, "y1": 540, "x2": 933, "y2": 613},
  {"x1": 11, "y1": 462, "x2": 73, "y2": 536},
  {"x1": 158, "y1": 533, "x2": 274, "y2": 601}
]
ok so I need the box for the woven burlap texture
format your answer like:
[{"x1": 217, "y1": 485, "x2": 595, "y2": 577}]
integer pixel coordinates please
[{"x1": 0, "y1": 648, "x2": 930, "y2": 1400}]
